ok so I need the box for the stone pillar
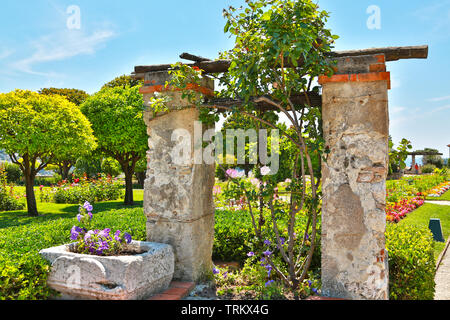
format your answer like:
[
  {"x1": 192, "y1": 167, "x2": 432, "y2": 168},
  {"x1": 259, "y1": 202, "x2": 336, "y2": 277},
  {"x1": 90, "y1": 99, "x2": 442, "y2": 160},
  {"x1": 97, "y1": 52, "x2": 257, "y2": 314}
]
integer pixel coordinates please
[
  {"x1": 411, "y1": 155, "x2": 416, "y2": 168},
  {"x1": 140, "y1": 71, "x2": 216, "y2": 282},
  {"x1": 318, "y1": 54, "x2": 390, "y2": 300}
]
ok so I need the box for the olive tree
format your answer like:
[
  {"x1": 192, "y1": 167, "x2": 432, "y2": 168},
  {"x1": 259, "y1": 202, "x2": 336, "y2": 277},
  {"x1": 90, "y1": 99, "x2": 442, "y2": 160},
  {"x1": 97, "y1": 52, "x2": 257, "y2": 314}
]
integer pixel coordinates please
[
  {"x1": 80, "y1": 85, "x2": 148, "y2": 205},
  {"x1": 0, "y1": 90, "x2": 97, "y2": 216}
]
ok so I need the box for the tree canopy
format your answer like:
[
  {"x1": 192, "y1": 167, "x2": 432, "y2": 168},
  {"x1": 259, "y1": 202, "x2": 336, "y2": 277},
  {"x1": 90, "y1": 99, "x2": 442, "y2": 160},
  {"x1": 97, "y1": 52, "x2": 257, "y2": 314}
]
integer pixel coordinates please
[
  {"x1": 0, "y1": 89, "x2": 97, "y2": 215},
  {"x1": 38, "y1": 87, "x2": 89, "y2": 106},
  {"x1": 80, "y1": 85, "x2": 147, "y2": 204}
]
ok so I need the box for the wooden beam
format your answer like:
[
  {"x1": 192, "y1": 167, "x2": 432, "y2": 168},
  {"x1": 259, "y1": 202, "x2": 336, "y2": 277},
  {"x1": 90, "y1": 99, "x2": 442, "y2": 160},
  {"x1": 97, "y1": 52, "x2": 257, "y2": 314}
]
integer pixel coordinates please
[
  {"x1": 133, "y1": 45, "x2": 428, "y2": 76},
  {"x1": 179, "y1": 52, "x2": 211, "y2": 62},
  {"x1": 328, "y1": 45, "x2": 429, "y2": 61}
]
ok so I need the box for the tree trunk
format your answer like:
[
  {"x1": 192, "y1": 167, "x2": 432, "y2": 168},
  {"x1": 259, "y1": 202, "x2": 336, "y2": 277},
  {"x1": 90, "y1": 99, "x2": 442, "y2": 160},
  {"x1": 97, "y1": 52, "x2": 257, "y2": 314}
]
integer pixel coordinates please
[
  {"x1": 135, "y1": 171, "x2": 145, "y2": 189},
  {"x1": 25, "y1": 173, "x2": 38, "y2": 216},
  {"x1": 124, "y1": 169, "x2": 134, "y2": 205}
]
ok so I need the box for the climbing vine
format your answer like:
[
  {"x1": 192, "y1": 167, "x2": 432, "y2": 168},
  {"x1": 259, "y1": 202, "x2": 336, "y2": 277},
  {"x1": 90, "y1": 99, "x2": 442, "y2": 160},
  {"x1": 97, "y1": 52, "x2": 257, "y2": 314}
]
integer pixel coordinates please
[{"x1": 150, "y1": 0, "x2": 338, "y2": 295}]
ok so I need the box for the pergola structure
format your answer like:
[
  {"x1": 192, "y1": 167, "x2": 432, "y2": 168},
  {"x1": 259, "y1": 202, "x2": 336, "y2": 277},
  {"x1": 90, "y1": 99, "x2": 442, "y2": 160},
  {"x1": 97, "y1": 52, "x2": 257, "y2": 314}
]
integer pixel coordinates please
[
  {"x1": 133, "y1": 45, "x2": 428, "y2": 300},
  {"x1": 409, "y1": 150, "x2": 444, "y2": 169}
]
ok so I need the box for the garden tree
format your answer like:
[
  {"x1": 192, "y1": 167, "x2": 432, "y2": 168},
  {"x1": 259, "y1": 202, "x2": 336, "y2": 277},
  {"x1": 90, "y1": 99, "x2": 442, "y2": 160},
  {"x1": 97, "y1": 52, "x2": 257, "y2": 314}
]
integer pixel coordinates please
[
  {"x1": 420, "y1": 148, "x2": 444, "y2": 169},
  {"x1": 134, "y1": 158, "x2": 147, "y2": 189},
  {"x1": 101, "y1": 157, "x2": 122, "y2": 178},
  {"x1": 0, "y1": 90, "x2": 97, "y2": 216},
  {"x1": 74, "y1": 155, "x2": 103, "y2": 178},
  {"x1": 102, "y1": 74, "x2": 143, "y2": 90},
  {"x1": 38, "y1": 88, "x2": 89, "y2": 106},
  {"x1": 388, "y1": 137, "x2": 412, "y2": 175},
  {"x1": 81, "y1": 85, "x2": 148, "y2": 205},
  {"x1": 39, "y1": 88, "x2": 91, "y2": 179},
  {"x1": 157, "y1": 0, "x2": 338, "y2": 294}
]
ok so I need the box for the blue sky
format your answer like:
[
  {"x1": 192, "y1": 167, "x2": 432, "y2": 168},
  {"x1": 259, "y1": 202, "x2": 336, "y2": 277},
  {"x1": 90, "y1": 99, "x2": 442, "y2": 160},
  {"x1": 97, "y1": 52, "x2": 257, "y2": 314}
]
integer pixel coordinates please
[{"x1": 0, "y1": 0, "x2": 449, "y2": 159}]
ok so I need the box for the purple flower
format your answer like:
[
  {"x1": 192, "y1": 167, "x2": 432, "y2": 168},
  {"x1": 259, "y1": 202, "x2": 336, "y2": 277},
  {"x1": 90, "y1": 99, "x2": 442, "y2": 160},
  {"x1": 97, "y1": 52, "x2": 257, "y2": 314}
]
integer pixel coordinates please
[
  {"x1": 114, "y1": 230, "x2": 121, "y2": 242},
  {"x1": 263, "y1": 250, "x2": 272, "y2": 256},
  {"x1": 83, "y1": 201, "x2": 93, "y2": 212},
  {"x1": 88, "y1": 211, "x2": 93, "y2": 219},
  {"x1": 265, "y1": 280, "x2": 274, "y2": 287},
  {"x1": 212, "y1": 267, "x2": 220, "y2": 275},
  {"x1": 70, "y1": 226, "x2": 83, "y2": 241},
  {"x1": 84, "y1": 230, "x2": 94, "y2": 240},
  {"x1": 76, "y1": 214, "x2": 82, "y2": 222},
  {"x1": 280, "y1": 237, "x2": 285, "y2": 245},
  {"x1": 263, "y1": 239, "x2": 271, "y2": 246},
  {"x1": 99, "y1": 228, "x2": 111, "y2": 238},
  {"x1": 307, "y1": 280, "x2": 312, "y2": 287},
  {"x1": 223, "y1": 272, "x2": 228, "y2": 279},
  {"x1": 247, "y1": 251, "x2": 255, "y2": 257},
  {"x1": 124, "y1": 232, "x2": 132, "y2": 244}
]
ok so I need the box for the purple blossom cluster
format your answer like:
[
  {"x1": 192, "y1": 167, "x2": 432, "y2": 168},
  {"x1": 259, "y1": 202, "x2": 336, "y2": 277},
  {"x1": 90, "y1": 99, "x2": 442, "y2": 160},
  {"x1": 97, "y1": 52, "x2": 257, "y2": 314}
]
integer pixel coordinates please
[{"x1": 70, "y1": 201, "x2": 132, "y2": 256}]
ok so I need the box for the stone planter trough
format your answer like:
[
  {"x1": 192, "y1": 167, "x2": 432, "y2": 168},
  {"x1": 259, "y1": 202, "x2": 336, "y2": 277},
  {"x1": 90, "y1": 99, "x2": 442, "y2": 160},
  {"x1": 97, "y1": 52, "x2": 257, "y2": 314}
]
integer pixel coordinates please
[{"x1": 39, "y1": 241, "x2": 174, "y2": 300}]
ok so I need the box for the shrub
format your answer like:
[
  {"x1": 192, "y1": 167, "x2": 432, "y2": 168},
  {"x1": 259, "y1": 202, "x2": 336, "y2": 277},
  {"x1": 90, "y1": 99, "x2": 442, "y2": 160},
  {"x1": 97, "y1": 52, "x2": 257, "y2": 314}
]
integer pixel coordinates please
[
  {"x1": 0, "y1": 169, "x2": 25, "y2": 211},
  {"x1": 0, "y1": 207, "x2": 146, "y2": 299},
  {"x1": 0, "y1": 163, "x2": 22, "y2": 184},
  {"x1": 422, "y1": 164, "x2": 437, "y2": 174},
  {"x1": 385, "y1": 223, "x2": 435, "y2": 300},
  {"x1": 52, "y1": 175, "x2": 123, "y2": 204}
]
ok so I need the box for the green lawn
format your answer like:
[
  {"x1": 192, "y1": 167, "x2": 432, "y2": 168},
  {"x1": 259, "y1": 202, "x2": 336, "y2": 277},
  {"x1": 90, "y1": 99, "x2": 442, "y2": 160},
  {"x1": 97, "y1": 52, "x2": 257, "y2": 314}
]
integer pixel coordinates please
[
  {"x1": 399, "y1": 203, "x2": 450, "y2": 260},
  {"x1": 0, "y1": 187, "x2": 144, "y2": 230},
  {"x1": 426, "y1": 190, "x2": 450, "y2": 201}
]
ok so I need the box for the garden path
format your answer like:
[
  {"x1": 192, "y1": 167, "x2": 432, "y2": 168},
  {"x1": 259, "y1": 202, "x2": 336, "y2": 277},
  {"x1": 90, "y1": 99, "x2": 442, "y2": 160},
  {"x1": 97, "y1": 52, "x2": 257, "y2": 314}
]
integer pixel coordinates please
[
  {"x1": 425, "y1": 201, "x2": 450, "y2": 206},
  {"x1": 432, "y1": 200, "x2": 450, "y2": 300}
]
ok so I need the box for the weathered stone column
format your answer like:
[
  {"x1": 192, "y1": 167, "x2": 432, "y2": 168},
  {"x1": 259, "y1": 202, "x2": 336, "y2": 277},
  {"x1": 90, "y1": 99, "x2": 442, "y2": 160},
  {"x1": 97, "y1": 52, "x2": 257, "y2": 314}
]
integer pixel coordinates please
[
  {"x1": 140, "y1": 71, "x2": 216, "y2": 282},
  {"x1": 318, "y1": 54, "x2": 390, "y2": 300}
]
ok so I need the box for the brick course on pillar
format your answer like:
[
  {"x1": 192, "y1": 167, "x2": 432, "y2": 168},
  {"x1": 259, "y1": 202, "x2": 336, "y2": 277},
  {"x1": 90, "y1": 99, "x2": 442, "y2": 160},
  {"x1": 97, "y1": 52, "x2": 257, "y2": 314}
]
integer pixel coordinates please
[
  {"x1": 318, "y1": 54, "x2": 390, "y2": 300},
  {"x1": 140, "y1": 71, "x2": 215, "y2": 282}
]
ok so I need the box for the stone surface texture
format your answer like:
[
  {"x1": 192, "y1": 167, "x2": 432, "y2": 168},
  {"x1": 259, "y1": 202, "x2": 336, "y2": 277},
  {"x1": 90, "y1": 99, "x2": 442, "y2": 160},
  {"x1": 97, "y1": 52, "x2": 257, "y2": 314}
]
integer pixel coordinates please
[
  {"x1": 320, "y1": 54, "x2": 390, "y2": 300},
  {"x1": 142, "y1": 71, "x2": 215, "y2": 282},
  {"x1": 39, "y1": 241, "x2": 174, "y2": 300}
]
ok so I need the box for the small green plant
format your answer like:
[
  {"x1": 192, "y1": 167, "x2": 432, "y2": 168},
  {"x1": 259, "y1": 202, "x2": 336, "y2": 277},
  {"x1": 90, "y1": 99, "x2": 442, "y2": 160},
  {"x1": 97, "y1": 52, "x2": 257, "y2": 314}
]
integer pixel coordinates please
[
  {"x1": 422, "y1": 164, "x2": 437, "y2": 174},
  {"x1": 0, "y1": 168, "x2": 25, "y2": 211},
  {"x1": 386, "y1": 223, "x2": 435, "y2": 300}
]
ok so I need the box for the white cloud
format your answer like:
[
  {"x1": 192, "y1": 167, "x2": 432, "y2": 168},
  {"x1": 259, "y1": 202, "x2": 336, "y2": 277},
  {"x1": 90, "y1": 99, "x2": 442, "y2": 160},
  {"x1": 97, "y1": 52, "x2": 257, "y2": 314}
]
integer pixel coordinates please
[
  {"x1": 11, "y1": 29, "x2": 115, "y2": 76},
  {"x1": 428, "y1": 95, "x2": 450, "y2": 102},
  {"x1": 0, "y1": 48, "x2": 14, "y2": 60}
]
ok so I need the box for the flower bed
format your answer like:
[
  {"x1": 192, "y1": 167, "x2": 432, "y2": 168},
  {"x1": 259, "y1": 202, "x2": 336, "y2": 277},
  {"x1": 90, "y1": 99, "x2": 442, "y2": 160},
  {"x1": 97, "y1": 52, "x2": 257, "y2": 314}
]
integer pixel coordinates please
[
  {"x1": 49, "y1": 174, "x2": 123, "y2": 204},
  {"x1": 385, "y1": 174, "x2": 449, "y2": 223},
  {"x1": 425, "y1": 181, "x2": 450, "y2": 198},
  {"x1": 386, "y1": 196, "x2": 424, "y2": 223}
]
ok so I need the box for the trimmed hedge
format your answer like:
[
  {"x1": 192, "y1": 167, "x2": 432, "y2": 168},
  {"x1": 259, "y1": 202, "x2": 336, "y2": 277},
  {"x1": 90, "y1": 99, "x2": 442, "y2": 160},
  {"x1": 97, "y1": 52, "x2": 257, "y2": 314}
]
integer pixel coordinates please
[
  {"x1": 0, "y1": 207, "x2": 146, "y2": 300},
  {"x1": 385, "y1": 223, "x2": 436, "y2": 300}
]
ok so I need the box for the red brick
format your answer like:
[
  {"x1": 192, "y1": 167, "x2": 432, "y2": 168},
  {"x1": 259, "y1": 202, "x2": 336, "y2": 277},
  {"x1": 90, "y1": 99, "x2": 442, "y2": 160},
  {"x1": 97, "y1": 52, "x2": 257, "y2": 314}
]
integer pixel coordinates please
[
  {"x1": 369, "y1": 63, "x2": 386, "y2": 72},
  {"x1": 170, "y1": 281, "x2": 195, "y2": 290}
]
